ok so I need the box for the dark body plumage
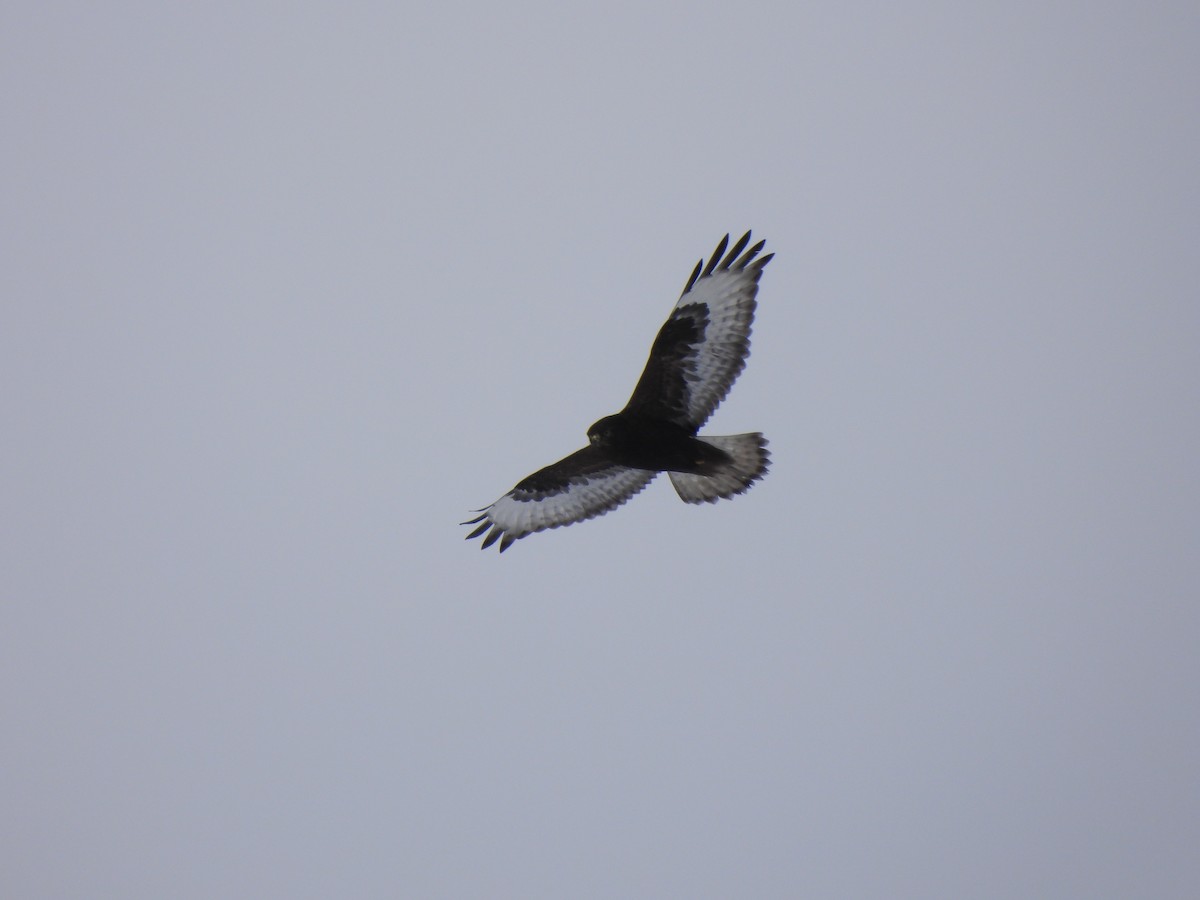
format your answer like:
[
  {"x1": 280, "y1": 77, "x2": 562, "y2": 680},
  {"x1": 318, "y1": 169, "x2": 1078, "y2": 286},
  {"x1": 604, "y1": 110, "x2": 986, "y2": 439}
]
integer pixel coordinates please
[
  {"x1": 585, "y1": 414, "x2": 732, "y2": 474},
  {"x1": 465, "y1": 231, "x2": 773, "y2": 551}
]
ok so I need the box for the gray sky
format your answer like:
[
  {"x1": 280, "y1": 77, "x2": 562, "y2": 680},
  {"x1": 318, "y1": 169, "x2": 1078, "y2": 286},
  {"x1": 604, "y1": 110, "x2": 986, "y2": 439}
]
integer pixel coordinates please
[{"x1": 3, "y1": 2, "x2": 1198, "y2": 897}]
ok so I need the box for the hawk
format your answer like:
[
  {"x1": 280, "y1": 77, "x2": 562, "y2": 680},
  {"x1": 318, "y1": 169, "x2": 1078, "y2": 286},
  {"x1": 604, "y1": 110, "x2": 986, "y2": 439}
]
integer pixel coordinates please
[{"x1": 464, "y1": 231, "x2": 773, "y2": 552}]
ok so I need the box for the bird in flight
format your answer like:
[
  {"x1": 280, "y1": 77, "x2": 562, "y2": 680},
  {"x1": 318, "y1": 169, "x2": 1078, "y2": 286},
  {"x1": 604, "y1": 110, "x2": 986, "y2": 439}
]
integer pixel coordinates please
[{"x1": 464, "y1": 231, "x2": 773, "y2": 552}]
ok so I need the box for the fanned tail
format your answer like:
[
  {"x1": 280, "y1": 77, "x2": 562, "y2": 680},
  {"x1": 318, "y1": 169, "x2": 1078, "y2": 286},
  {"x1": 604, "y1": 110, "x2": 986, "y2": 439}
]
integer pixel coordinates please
[{"x1": 668, "y1": 433, "x2": 769, "y2": 504}]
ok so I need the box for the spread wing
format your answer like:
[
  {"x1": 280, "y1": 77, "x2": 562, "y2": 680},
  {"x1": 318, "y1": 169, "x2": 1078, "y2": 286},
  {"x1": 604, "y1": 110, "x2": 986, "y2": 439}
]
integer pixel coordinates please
[
  {"x1": 623, "y1": 232, "x2": 772, "y2": 429},
  {"x1": 463, "y1": 446, "x2": 658, "y2": 552}
]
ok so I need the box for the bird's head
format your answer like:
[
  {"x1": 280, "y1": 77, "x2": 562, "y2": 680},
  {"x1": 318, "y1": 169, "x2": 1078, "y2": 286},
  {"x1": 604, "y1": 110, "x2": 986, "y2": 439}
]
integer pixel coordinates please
[{"x1": 587, "y1": 414, "x2": 623, "y2": 446}]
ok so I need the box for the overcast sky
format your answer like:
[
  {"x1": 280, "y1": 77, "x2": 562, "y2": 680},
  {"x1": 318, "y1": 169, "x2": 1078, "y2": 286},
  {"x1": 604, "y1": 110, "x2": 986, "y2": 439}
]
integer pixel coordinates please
[{"x1": 3, "y1": 2, "x2": 1198, "y2": 897}]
